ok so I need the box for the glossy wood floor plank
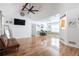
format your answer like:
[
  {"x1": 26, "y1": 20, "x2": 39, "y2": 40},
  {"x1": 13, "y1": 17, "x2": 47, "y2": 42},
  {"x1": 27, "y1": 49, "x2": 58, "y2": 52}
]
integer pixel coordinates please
[
  {"x1": 60, "y1": 40, "x2": 79, "y2": 56},
  {"x1": 3, "y1": 36, "x2": 79, "y2": 56},
  {"x1": 5, "y1": 36, "x2": 59, "y2": 56}
]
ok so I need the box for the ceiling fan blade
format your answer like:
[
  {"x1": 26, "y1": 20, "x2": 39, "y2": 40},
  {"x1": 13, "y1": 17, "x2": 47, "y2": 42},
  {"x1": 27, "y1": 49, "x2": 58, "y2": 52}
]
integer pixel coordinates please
[
  {"x1": 22, "y1": 3, "x2": 29, "y2": 11},
  {"x1": 31, "y1": 11, "x2": 35, "y2": 14},
  {"x1": 31, "y1": 10, "x2": 39, "y2": 11},
  {"x1": 30, "y1": 6, "x2": 34, "y2": 10}
]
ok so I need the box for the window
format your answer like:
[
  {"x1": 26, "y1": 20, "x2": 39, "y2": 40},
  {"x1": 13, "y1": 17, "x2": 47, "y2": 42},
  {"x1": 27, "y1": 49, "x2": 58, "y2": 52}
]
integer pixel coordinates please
[{"x1": 51, "y1": 18, "x2": 60, "y2": 32}]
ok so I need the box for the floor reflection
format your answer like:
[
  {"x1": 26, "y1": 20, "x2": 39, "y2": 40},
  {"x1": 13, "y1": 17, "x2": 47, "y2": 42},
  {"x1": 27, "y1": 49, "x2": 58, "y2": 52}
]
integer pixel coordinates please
[{"x1": 47, "y1": 36, "x2": 60, "y2": 56}]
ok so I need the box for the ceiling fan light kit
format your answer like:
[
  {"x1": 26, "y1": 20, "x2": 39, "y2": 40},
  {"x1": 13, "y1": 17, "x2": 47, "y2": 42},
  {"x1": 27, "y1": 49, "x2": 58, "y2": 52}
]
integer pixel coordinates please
[{"x1": 20, "y1": 11, "x2": 25, "y2": 16}]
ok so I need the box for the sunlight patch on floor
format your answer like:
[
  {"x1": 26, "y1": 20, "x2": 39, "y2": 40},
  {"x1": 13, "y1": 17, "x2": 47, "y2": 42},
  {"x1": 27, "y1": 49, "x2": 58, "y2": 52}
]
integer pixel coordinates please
[{"x1": 50, "y1": 37, "x2": 60, "y2": 55}]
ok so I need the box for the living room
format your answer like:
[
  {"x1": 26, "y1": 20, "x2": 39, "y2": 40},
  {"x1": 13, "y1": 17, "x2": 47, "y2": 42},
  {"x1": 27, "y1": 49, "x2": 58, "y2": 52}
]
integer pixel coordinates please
[{"x1": 0, "y1": 3, "x2": 79, "y2": 56}]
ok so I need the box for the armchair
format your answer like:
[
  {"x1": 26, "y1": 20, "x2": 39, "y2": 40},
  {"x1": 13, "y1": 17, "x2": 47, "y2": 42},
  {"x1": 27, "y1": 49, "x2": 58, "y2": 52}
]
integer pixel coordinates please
[
  {"x1": 0, "y1": 35, "x2": 20, "y2": 55},
  {"x1": 0, "y1": 25, "x2": 20, "y2": 55}
]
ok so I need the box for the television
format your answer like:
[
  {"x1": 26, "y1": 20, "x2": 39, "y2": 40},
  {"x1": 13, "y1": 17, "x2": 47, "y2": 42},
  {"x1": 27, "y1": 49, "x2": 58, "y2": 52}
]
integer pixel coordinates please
[{"x1": 14, "y1": 18, "x2": 25, "y2": 25}]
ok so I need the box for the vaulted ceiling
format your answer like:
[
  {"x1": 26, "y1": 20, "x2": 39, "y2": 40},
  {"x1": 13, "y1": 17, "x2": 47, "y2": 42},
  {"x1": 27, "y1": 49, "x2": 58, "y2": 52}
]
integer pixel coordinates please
[
  {"x1": 27, "y1": 3, "x2": 79, "y2": 20},
  {"x1": 0, "y1": 3, "x2": 79, "y2": 21}
]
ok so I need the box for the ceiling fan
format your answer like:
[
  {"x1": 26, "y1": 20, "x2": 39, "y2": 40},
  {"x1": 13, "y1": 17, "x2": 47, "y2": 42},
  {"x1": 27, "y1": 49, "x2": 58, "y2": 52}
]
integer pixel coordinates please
[{"x1": 20, "y1": 3, "x2": 39, "y2": 16}]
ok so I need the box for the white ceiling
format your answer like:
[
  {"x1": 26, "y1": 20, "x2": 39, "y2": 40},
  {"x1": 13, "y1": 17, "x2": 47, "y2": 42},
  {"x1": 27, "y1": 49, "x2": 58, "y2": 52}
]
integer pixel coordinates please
[
  {"x1": 0, "y1": 3, "x2": 79, "y2": 21},
  {"x1": 27, "y1": 3, "x2": 79, "y2": 21}
]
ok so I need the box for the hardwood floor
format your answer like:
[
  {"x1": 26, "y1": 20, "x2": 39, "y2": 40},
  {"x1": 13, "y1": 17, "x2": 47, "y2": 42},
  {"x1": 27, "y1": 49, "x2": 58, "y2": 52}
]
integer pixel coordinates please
[
  {"x1": 5, "y1": 36, "x2": 59, "y2": 56},
  {"x1": 60, "y1": 40, "x2": 79, "y2": 56},
  {"x1": 2, "y1": 36, "x2": 79, "y2": 56}
]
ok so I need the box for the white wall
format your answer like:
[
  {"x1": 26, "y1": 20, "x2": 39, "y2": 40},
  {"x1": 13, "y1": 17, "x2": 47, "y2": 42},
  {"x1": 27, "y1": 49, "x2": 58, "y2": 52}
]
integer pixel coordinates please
[
  {"x1": 60, "y1": 7, "x2": 79, "y2": 48},
  {"x1": 0, "y1": 3, "x2": 32, "y2": 38},
  {"x1": 66, "y1": 7, "x2": 79, "y2": 48},
  {"x1": 3, "y1": 17, "x2": 32, "y2": 38},
  {"x1": 0, "y1": 11, "x2": 2, "y2": 35}
]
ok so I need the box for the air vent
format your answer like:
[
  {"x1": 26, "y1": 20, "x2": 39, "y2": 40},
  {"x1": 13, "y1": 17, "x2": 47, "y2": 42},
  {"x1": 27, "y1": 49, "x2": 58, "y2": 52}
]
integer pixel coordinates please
[
  {"x1": 60, "y1": 14, "x2": 66, "y2": 19},
  {"x1": 69, "y1": 41, "x2": 76, "y2": 45}
]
